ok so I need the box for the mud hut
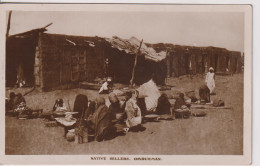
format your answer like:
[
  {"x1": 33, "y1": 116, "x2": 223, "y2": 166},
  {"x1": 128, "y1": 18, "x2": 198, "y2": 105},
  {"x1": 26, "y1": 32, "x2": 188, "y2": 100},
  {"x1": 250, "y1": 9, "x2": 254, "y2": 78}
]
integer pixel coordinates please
[
  {"x1": 6, "y1": 28, "x2": 167, "y2": 91},
  {"x1": 6, "y1": 27, "x2": 114, "y2": 91}
]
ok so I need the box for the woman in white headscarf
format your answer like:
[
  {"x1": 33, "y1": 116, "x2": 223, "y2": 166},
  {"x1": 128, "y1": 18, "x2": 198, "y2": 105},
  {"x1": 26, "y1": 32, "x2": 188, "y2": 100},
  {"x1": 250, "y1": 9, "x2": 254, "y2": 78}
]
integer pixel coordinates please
[
  {"x1": 125, "y1": 91, "x2": 142, "y2": 128},
  {"x1": 205, "y1": 67, "x2": 215, "y2": 94}
]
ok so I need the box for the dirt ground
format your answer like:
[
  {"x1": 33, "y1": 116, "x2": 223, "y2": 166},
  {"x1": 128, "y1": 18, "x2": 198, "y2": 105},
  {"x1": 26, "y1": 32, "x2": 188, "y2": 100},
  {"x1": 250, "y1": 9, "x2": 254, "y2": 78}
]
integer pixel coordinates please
[{"x1": 5, "y1": 74, "x2": 243, "y2": 155}]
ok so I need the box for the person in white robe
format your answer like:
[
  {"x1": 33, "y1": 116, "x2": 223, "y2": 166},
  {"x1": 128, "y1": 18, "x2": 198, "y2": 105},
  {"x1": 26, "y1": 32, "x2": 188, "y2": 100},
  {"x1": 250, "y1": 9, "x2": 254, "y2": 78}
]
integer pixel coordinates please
[{"x1": 205, "y1": 67, "x2": 215, "y2": 94}]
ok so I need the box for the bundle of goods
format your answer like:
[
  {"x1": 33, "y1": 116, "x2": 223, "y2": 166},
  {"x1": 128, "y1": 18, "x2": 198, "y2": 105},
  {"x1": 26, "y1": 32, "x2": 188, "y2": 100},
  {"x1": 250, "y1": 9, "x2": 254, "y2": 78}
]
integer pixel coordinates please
[
  {"x1": 192, "y1": 111, "x2": 207, "y2": 117},
  {"x1": 212, "y1": 99, "x2": 225, "y2": 107},
  {"x1": 158, "y1": 114, "x2": 174, "y2": 120},
  {"x1": 173, "y1": 105, "x2": 191, "y2": 119}
]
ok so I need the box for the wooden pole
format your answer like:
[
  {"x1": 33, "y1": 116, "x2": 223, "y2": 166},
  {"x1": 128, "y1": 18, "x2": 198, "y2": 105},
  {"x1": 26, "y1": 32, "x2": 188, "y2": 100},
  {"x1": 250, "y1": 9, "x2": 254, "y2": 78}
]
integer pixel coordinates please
[
  {"x1": 6, "y1": 10, "x2": 12, "y2": 38},
  {"x1": 43, "y1": 23, "x2": 53, "y2": 29},
  {"x1": 130, "y1": 39, "x2": 143, "y2": 87}
]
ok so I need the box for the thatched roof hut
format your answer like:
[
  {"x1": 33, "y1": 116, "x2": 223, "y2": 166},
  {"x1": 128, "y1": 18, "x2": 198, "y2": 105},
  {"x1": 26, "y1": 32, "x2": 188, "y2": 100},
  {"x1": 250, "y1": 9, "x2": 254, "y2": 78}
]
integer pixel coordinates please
[{"x1": 6, "y1": 28, "x2": 168, "y2": 91}]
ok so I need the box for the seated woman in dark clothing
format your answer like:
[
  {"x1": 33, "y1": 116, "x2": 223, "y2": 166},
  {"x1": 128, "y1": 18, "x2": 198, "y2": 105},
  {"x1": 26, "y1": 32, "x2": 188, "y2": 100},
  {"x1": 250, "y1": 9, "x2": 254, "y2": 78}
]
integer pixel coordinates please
[
  {"x1": 156, "y1": 93, "x2": 171, "y2": 115},
  {"x1": 199, "y1": 84, "x2": 211, "y2": 103},
  {"x1": 73, "y1": 94, "x2": 89, "y2": 142},
  {"x1": 73, "y1": 94, "x2": 88, "y2": 119},
  {"x1": 136, "y1": 96, "x2": 148, "y2": 116},
  {"x1": 173, "y1": 93, "x2": 191, "y2": 118},
  {"x1": 108, "y1": 93, "x2": 123, "y2": 120},
  {"x1": 92, "y1": 97, "x2": 116, "y2": 142},
  {"x1": 174, "y1": 93, "x2": 186, "y2": 110}
]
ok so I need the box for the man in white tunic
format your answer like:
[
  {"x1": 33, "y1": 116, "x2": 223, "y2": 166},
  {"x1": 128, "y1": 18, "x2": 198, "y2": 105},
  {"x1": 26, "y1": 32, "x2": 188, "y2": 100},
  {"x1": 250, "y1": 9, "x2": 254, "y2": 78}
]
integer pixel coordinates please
[{"x1": 205, "y1": 67, "x2": 215, "y2": 94}]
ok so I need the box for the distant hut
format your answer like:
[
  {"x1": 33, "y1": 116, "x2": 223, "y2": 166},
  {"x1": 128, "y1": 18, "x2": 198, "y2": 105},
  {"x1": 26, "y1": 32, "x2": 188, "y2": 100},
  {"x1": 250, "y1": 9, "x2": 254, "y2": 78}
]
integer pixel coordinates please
[{"x1": 146, "y1": 43, "x2": 243, "y2": 77}]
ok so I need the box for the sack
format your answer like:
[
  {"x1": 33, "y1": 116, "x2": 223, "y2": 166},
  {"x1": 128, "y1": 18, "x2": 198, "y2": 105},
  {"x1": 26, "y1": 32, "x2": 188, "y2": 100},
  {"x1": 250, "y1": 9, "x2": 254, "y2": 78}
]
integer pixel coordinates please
[{"x1": 213, "y1": 99, "x2": 225, "y2": 107}]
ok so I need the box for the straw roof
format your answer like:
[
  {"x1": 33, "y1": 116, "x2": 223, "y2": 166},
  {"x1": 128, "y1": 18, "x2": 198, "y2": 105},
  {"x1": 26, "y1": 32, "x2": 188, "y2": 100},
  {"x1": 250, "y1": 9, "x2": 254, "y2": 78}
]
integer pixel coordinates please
[{"x1": 105, "y1": 36, "x2": 166, "y2": 62}]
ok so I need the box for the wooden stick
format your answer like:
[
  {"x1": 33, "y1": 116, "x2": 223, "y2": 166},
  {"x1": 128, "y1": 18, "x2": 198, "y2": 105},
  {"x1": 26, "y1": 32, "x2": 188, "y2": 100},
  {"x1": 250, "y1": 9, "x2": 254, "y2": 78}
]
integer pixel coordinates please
[
  {"x1": 6, "y1": 11, "x2": 12, "y2": 38},
  {"x1": 191, "y1": 106, "x2": 232, "y2": 110},
  {"x1": 130, "y1": 39, "x2": 143, "y2": 87},
  {"x1": 43, "y1": 23, "x2": 53, "y2": 29}
]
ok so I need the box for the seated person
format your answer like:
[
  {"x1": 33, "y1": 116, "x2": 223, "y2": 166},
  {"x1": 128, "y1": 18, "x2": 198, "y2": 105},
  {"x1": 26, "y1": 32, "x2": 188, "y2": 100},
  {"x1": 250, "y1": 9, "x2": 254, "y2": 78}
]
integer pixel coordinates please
[
  {"x1": 11, "y1": 93, "x2": 42, "y2": 119},
  {"x1": 99, "y1": 78, "x2": 113, "y2": 94},
  {"x1": 13, "y1": 93, "x2": 26, "y2": 116},
  {"x1": 136, "y1": 95, "x2": 148, "y2": 116},
  {"x1": 84, "y1": 100, "x2": 96, "y2": 121},
  {"x1": 14, "y1": 93, "x2": 26, "y2": 107},
  {"x1": 199, "y1": 84, "x2": 211, "y2": 104},
  {"x1": 121, "y1": 91, "x2": 132, "y2": 110},
  {"x1": 53, "y1": 98, "x2": 67, "y2": 112},
  {"x1": 6, "y1": 92, "x2": 16, "y2": 112},
  {"x1": 108, "y1": 92, "x2": 124, "y2": 120},
  {"x1": 155, "y1": 93, "x2": 171, "y2": 115},
  {"x1": 173, "y1": 93, "x2": 191, "y2": 118},
  {"x1": 91, "y1": 97, "x2": 116, "y2": 142},
  {"x1": 84, "y1": 101, "x2": 96, "y2": 134},
  {"x1": 125, "y1": 91, "x2": 142, "y2": 130},
  {"x1": 174, "y1": 93, "x2": 186, "y2": 110}
]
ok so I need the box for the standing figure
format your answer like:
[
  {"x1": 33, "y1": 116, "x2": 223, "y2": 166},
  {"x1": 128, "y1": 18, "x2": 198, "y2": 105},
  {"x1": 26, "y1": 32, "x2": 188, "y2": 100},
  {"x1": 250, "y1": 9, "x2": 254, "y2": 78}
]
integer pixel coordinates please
[{"x1": 205, "y1": 67, "x2": 215, "y2": 94}]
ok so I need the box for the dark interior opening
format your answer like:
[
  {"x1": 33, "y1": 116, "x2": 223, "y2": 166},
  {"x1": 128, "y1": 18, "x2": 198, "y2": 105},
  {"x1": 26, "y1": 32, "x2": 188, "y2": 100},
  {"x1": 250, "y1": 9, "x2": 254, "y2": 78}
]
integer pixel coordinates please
[
  {"x1": 6, "y1": 36, "x2": 37, "y2": 87},
  {"x1": 184, "y1": 53, "x2": 190, "y2": 74},
  {"x1": 214, "y1": 54, "x2": 218, "y2": 72},
  {"x1": 201, "y1": 54, "x2": 206, "y2": 73},
  {"x1": 225, "y1": 56, "x2": 230, "y2": 70},
  {"x1": 107, "y1": 48, "x2": 166, "y2": 85},
  {"x1": 234, "y1": 58, "x2": 238, "y2": 73}
]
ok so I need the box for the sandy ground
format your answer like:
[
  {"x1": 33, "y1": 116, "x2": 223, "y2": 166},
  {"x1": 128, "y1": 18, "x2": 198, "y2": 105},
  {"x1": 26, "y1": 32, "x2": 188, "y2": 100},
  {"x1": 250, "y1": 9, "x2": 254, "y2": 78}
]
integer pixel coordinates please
[{"x1": 5, "y1": 74, "x2": 243, "y2": 155}]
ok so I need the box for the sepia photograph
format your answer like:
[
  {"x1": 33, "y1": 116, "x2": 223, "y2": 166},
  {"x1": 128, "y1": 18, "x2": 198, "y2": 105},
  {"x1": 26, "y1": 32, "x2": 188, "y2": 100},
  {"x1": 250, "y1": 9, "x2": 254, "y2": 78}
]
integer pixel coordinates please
[{"x1": 0, "y1": 3, "x2": 252, "y2": 165}]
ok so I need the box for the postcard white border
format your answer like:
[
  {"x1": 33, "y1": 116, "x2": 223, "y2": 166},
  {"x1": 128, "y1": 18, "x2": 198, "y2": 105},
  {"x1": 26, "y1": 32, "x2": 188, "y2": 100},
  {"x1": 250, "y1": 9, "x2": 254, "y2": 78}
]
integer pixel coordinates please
[{"x1": 0, "y1": 3, "x2": 252, "y2": 165}]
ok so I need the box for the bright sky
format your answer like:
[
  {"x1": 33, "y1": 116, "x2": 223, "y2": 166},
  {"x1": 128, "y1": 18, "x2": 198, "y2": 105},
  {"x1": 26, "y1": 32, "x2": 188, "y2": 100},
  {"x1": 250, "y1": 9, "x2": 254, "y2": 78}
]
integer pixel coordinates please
[{"x1": 9, "y1": 11, "x2": 244, "y2": 52}]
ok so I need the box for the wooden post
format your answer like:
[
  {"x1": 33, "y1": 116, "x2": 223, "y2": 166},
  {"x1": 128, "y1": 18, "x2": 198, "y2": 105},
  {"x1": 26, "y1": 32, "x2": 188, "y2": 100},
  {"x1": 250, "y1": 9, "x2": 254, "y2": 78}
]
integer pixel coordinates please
[
  {"x1": 6, "y1": 11, "x2": 12, "y2": 38},
  {"x1": 130, "y1": 39, "x2": 143, "y2": 87}
]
